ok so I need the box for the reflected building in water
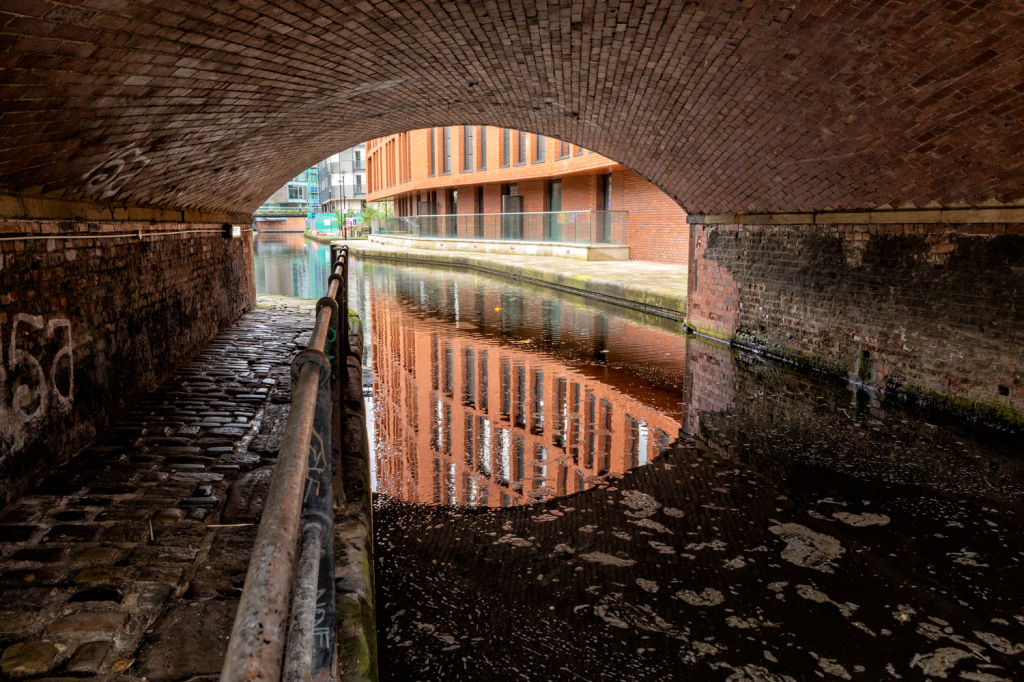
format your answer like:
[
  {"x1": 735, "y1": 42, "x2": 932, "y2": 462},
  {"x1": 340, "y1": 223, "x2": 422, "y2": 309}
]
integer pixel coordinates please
[{"x1": 368, "y1": 268, "x2": 682, "y2": 507}]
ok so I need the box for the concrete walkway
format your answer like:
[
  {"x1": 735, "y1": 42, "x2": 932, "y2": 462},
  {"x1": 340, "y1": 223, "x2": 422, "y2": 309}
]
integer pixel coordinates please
[{"x1": 344, "y1": 241, "x2": 688, "y2": 319}]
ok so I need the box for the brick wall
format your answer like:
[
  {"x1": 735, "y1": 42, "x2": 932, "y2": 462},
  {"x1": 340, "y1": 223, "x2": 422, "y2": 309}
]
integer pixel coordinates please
[
  {"x1": 688, "y1": 221, "x2": 1024, "y2": 420},
  {"x1": 0, "y1": 221, "x2": 255, "y2": 503},
  {"x1": 611, "y1": 170, "x2": 688, "y2": 266}
]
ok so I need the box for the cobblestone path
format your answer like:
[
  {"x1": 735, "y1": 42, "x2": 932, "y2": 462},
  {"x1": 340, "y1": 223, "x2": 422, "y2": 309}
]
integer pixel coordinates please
[{"x1": 0, "y1": 309, "x2": 313, "y2": 680}]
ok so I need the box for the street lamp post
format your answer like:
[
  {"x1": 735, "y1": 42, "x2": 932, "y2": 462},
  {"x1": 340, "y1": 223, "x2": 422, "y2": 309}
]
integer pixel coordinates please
[{"x1": 340, "y1": 171, "x2": 347, "y2": 239}]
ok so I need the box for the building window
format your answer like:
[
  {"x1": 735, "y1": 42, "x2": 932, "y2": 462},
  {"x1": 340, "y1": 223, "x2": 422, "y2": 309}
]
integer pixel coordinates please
[
  {"x1": 462, "y1": 126, "x2": 473, "y2": 171},
  {"x1": 288, "y1": 185, "x2": 305, "y2": 200},
  {"x1": 534, "y1": 135, "x2": 545, "y2": 163},
  {"x1": 502, "y1": 128, "x2": 510, "y2": 167},
  {"x1": 558, "y1": 140, "x2": 569, "y2": 158},
  {"x1": 516, "y1": 131, "x2": 526, "y2": 164},
  {"x1": 479, "y1": 126, "x2": 487, "y2": 170},
  {"x1": 354, "y1": 150, "x2": 362, "y2": 169},
  {"x1": 429, "y1": 128, "x2": 436, "y2": 176},
  {"x1": 574, "y1": 144, "x2": 584, "y2": 156},
  {"x1": 442, "y1": 127, "x2": 451, "y2": 174},
  {"x1": 355, "y1": 175, "x2": 362, "y2": 192}
]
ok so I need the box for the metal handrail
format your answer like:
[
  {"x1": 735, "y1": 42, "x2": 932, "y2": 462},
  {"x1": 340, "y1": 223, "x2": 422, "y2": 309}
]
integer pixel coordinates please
[
  {"x1": 370, "y1": 210, "x2": 628, "y2": 245},
  {"x1": 221, "y1": 245, "x2": 350, "y2": 682}
]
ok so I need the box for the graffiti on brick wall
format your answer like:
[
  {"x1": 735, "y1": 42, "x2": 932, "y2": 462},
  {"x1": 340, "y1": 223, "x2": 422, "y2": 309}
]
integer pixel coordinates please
[
  {"x1": 0, "y1": 315, "x2": 74, "y2": 432},
  {"x1": 80, "y1": 144, "x2": 150, "y2": 201}
]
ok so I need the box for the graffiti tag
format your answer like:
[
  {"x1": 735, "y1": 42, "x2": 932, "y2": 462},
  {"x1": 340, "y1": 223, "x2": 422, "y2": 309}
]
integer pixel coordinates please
[
  {"x1": 0, "y1": 315, "x2": 73, "y2": 425},
  {"x1": 80, "y1": 144, "x2": 150, "y2": 201}
]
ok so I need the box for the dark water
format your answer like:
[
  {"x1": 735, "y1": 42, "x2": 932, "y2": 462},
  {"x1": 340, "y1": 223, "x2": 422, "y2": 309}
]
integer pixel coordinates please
[
  {"x1": 351, "y1": 260, "x2": 1024, "y2": 682},
  {"x1": 256, "y1": 241, "x2": 1024, "y2": 680}
]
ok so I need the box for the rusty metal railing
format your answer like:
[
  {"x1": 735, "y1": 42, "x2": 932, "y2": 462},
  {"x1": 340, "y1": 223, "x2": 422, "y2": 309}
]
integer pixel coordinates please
[{"x1": 221, "y1": 244, "x2": 351, "y2": 682}]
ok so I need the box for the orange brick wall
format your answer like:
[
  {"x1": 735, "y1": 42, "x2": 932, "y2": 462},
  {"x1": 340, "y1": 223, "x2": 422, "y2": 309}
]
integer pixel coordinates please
[{"x1": 611, "y1": 170, "x2": 689, "y2": 266}]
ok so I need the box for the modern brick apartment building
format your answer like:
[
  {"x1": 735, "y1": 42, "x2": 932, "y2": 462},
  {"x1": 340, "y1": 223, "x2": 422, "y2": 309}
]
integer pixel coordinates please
[{"x1": 366, "y1": 127, "x2": 688, "y2": 264}]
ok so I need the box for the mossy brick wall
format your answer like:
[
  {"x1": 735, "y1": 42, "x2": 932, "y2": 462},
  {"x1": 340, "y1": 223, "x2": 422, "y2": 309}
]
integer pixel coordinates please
[
  {"x1": 687, "y1": 221, "x2": 1024, "y2": 420},
  {"x1": 0, "y1": 221, "x2": 255, "y2": 503}
]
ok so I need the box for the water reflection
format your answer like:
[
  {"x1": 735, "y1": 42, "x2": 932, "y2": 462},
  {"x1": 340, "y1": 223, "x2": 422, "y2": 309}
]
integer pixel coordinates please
[
  {"x1": 252, "y1": 233, "x2": 335, "y2": 299},
  {"x1": 363, "y1": 262, "x2": 685, "y2": 507},
  {"x1": 362, "y1": 259, "x2": 1024, "y2": 682}
]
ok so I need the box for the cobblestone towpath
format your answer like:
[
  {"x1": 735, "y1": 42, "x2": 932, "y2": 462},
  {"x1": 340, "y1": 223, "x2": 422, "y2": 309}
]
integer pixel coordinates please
[{"x1": 0, "y1": 309, "x2": 313, "y2": 680}]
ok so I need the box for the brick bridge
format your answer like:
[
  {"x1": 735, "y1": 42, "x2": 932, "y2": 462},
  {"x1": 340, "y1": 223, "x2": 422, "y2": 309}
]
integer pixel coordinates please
[{"x1": 1, "y1": 1, "x2": 1022, "y2": 499}]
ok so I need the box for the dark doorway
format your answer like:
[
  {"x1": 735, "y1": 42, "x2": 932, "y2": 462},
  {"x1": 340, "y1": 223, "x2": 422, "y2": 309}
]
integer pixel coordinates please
[
  {"x1": 546, "y1": 179, "x2": 562, "y2": 241},
  {"x1": 502, "y1": 184, "x2": 523, "y2": 239},
  {"x1": 597, "y1": 174, "x2": 611, "y2": 243}
]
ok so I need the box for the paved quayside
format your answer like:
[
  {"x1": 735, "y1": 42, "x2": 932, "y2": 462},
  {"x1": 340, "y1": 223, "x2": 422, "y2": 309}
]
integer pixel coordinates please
[
  {"x1": 345, "y1": 240, "x2": 689, "y2": 319},
  {"x1": 0, "y1": 308, "x2": 374, "y2": 681}
]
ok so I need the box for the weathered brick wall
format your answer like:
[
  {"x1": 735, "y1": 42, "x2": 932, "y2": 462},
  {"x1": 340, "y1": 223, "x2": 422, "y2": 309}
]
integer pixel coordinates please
[
  {"x1": 687, "y1": 221, "x2": 1024, "y2": 420},
  {"x1": 0, "y1": 220, "x2": 255, "y2": 503}
]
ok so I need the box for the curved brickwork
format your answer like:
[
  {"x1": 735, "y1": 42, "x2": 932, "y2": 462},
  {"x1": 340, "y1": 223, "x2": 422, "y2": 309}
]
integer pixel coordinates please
[{"x1": 0, "y1": 1, "x2": 1023, "y2": 215}]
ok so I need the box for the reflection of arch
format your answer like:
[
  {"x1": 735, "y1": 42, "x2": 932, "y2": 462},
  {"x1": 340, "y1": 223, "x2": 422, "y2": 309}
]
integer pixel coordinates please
[{"x1": 1, "y1": 2, "x2": 1022, "y2": 216}]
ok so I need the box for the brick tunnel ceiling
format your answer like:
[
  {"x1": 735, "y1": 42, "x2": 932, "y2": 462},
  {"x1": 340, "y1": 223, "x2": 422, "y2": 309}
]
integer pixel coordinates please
[{"x1": 1, "y1": 0, "x2": 1023, "y2": 216}]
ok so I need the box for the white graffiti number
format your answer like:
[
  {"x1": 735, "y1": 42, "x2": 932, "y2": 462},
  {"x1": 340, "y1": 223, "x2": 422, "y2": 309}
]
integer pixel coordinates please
[
  {"x1": 2, "y1": 315, "x2": 73, "y2": 425},
  {"x1": 81, "y1": 144, "x2": 150, "y2": 200}
]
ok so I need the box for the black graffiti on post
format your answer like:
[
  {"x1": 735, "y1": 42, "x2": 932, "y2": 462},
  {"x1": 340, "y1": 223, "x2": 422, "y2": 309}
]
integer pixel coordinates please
[{"x1": 303, "y1": 378, "x2": 337, "y2": 676}]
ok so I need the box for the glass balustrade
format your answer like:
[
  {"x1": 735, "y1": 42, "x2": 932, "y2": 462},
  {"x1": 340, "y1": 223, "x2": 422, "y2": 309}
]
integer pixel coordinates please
[{"x1": 370, "y1": 211, "x2": 627, "y2": 245}]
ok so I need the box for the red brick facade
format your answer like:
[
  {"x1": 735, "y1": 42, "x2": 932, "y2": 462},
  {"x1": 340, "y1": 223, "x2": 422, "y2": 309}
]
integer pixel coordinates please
[{"x1": 366, "y1": 128, "x2": 689, "y2": 264}]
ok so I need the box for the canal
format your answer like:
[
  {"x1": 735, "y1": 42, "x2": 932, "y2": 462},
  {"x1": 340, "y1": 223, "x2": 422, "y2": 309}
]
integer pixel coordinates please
[{"x1": 255, "y1": 235, "x2": 1024, "y2": 682}]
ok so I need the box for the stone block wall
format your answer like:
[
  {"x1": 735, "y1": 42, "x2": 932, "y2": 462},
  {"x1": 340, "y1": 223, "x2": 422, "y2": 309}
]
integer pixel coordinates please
[
  {"x1": 0, "y1": 220, "x2": 255, "y2": 504},
  {"x1": 687, "y1": 219, "x2": 1024, "y2": 422}
]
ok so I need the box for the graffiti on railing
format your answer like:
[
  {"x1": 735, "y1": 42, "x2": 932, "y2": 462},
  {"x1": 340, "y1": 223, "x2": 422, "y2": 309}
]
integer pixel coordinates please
[
  {"x1": 1, "y1": 315, "x2": 74, "y2": 432},
  {"x1": 80, "y1": 144, "x2": 151, "y2": 201}
]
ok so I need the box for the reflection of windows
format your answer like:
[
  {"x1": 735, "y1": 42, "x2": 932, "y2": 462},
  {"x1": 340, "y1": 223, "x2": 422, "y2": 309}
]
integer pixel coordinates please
[
  {"x1": 477, "y1": 416, "x2": 491, "y2": 477},
  {"x1": 443, "y1": 342, "x2": 454, "y2": 396},
  {"x1": 514, "y1": 434, "x2": 525, "y2": 483},
  {"x1": 626, "y1": 414, "x2": 639, "y2": 469},
  {"x1": 585, "y1": 390, "x2": 595, "y2": 468},
  {"x1": 554, "y1": 378, "x2": 567, "y2": 447},
  {"x1": 498, "y1": 428, "x2": 511, "y2": 485},
  {"x1": 515, "y1": 365, "x2": 526, "y2": 428},
  {"x1": 431, "y1": 334, "x2": 439, "y2": 390},
  {"x1": 464, "y1": 413, "x2": 474, "y2": 466},
  {"x1": 601, "y1": 400, "x2": 613, "y2": 474},
  {"x1": 433, "y1": 458, "x2": 441, "y2": 503},
  {"x1": 532, "y1": 369, "x2": 544, "y2": 433},
  {"x1": 478, "y1": 350, "x2": 489, "y2": 412},
  {"x1": 500, "y1": 358, "x2": 511, "y2": 419},
  {"x1": 463, "y1": 348, "x2": 475, "y2": 406}
]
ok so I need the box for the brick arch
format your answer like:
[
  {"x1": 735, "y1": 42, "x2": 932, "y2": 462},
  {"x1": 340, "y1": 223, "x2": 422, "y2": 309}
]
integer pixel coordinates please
[{"x1": 1, "y1": 0, "x2": 1023, "y2": 217}]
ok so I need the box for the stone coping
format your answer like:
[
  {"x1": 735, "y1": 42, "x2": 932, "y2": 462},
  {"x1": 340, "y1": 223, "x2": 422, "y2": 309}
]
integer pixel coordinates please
[
  {"x1": 0, "y1": 192, "x2": 250, "y2": 225},
  {"x1": 345, "y1": 241, "x2": 688, "y2": 319},
  {"x1": 689, "y1": 205, "x2": 1024, "y2": 225},
  {"x1": 369, "y1": 234, "x2": 630, "y2": 261}
]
